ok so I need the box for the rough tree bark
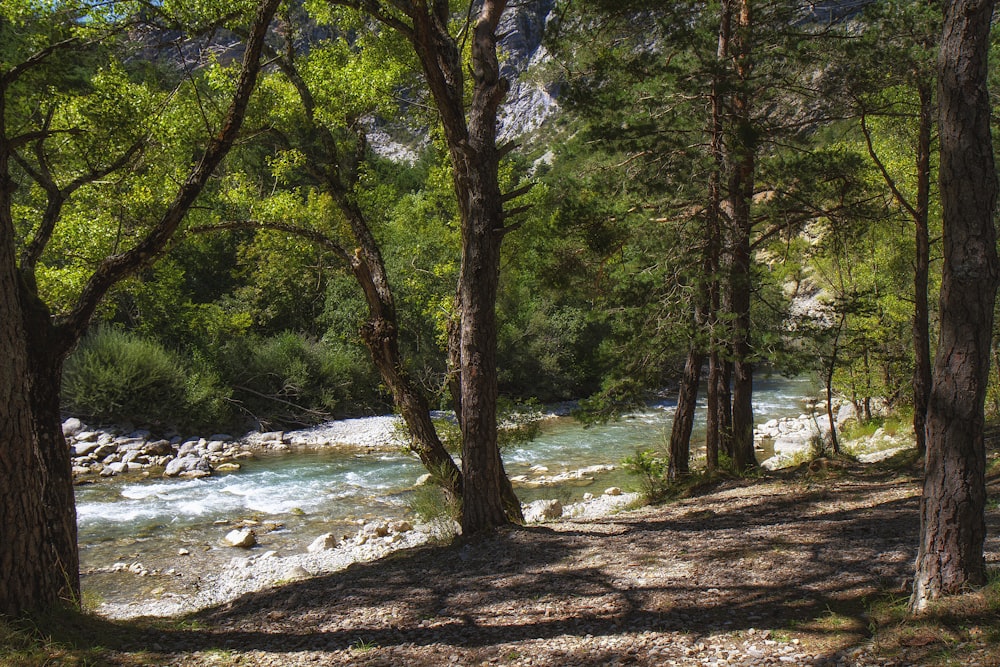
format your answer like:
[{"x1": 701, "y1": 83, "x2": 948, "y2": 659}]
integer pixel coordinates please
[
  {"x1": 668, "y1": 345, "x2": 703, "y2": 481},
  {"x1": 726, "y1": 0, "x2": 757, "y2": 473},
  {"x1": 912, "y1": 82, "x2": 933, "y2": 459},
  {"x1": 910, "y1": 0, "x2": 997, "y2": 613},
  {"x1": 0, "y1": 0, "x2": 280, "y2": 615},
  {"x1": 704, "y1": 0, "x2": 731, "y2": 474},
  {"x1": 347, "y1": 0, "x2": 523, "y2": 532}
]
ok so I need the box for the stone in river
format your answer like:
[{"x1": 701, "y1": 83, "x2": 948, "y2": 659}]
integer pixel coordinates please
[
  {"x1": 223, "y1": 529, "x2": 257, "y2": 548},
  {"x1": 603, "y1": 487, "x2": 623, "y2": 496},
  {"x1": 306, "y1": 533, "x2": 338, "y2": 553}
]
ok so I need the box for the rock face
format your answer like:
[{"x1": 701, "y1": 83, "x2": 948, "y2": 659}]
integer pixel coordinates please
[{"x1": 497, "y1": 0, "x2": 559, "y2": 141}]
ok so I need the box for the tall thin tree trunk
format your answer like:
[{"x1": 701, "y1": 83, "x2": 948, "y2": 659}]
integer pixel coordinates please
[
  {"x1": 705, "y1": 1, "x2": 729, "y2": 475},
  {"x1": 668, "y1": 346, "x2": 704, "y2": 481},
  {"x1": 912, "y1": 81, "x2": 933, "y2": 458},
  {"x1": 727, "y1": 0, "x2": 756, "y2": 473},
  {"x1": 911, "y1": 0, "x2": 997, "y2": 613}
]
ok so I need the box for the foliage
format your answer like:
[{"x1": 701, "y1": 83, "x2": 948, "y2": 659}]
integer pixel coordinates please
[
  {"x1": 407, "y1": 481, "x2": 461, "y2": 523},
  {"x1": 216, "y1": 331, "x2": 384, "y2": 427},
  {"x1": 623, "y1": 448, "x2": 671, "y2": 503},
  {"x1": 62, "y1": 327, "x2": 230, "y2": 430}
]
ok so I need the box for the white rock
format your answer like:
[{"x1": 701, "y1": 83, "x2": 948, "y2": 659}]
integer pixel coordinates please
[
  {"x1": 389, "y1": 520, "x2": 413, "y2": 533},
  {"x1": 223, "y1": 529, "x2": 257, "y2": 548},
  {"x1": 522, "y1": 499, "x2": 563, "y2": 523},
  {"x1": 306, "y1": 533, "x2": 338, "y2": 553},
  {"x1": 73, "y1": 441, "x2": 100, "y2": 457},
  {"x1": 603, "y1": 487, "x2": 622, "y2": 496},
  {"x1": 62, "y1": 418, "x2": 84, "y2": 437}
]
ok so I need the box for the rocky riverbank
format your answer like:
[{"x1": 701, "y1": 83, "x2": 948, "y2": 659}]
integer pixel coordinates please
[
  {"x1": 65, "y1": 415, "x2": 408, "y2": 483},
  {"x1": 92, "y1": 487, "x2": 641, "y2": 621}
]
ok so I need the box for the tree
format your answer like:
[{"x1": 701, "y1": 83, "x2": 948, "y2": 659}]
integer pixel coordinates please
[
  {"x1": 0, "y1": 0, "x2": 280, "y2": 615},
  {"x1": 334, "y1": 0, "x2": 525, "y2": 532},
  {"x1": 222, "y1": 13, "x2": 465, "y2": 498},
  {"x1": 910, "y1": 0, "x2": 997, "y2": 612},
  {"x1": 847, "y1": 0, "x2": 940, "y2": 456}
]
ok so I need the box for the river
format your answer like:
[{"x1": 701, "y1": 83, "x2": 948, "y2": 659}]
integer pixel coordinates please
[{"x1": 76, "y1": 374, "x2": 817, "y2": 607}]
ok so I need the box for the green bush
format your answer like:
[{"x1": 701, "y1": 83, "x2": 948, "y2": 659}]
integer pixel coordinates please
[
  {"x1": 63, "y1": 327, "x2": 229, "y2": 428},
  {"x1": 623, "y1": 447, "x2": 671, "y2": 503},
  {"x1": 218, "y1": 332, "x2": 383, "y2": 426}
]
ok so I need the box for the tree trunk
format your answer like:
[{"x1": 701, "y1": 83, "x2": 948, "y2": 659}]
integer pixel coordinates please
[
  {"x1": 705, "y1": 351, "x2": 723, "y2": 471},
  {"x1": 704, "y1": 4, "x2": 727, "y2": 475},
  {"x1": 727, "y1": 0, "x2": 756, "y2": 473},
  {"x1": 668, "y1": 346, "x2": 704, "y2": 481},
  {"x1": 912, "y1": 81, "x2": 933, "y2": 459},
  {"x1": 406, "y1": 0, "x2": 520, "y2": 532},
  {"x1": 353, "y1": 252, "x2": 463, "y2": 499},
  {"x1": 0, "y1": 0, "x2": 279, "y2": 615},
  {"x1": 910, "y1": 0, "x2": 997, "y2": 613},
  {"x1": 0, "y1": 165, "x2": 69, "y2": 615}
]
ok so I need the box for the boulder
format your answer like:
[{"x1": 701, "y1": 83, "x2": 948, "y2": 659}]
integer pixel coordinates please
[
  {"x1": 306, "y1": 533, "x2": 338, "y2": 553},
  {"x1": 101, "y1": 461, "x2": 128, "y2": 476},
  {"x1": 73, "y1": 441, "x2": 100, "y2": 457},
  {"x1": 603, "y1": 487, "x2": 623, "y2": 496},
  {"x1": 143, "y1": 439, "x2": 174, "y2": 456},
  {"x1": 522, "y1": 499, "x2": 563, "y2": 523},
  {"x1": 223, "y1": 529, "x2": 257, "y2": 548},
  {"x1": 93, "y1": 443, "x2": 117, "y2": 459},
  {"x1": 62, "y1": 418, "x2": 84, "y2": 437},
  {"x1": 163, "y1": 454, "x2": 210, "y2": 477}
]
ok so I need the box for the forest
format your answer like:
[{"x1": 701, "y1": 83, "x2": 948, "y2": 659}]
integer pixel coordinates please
[{"x1": 1, "y1": 0, "x2": 999, "y2": 664}]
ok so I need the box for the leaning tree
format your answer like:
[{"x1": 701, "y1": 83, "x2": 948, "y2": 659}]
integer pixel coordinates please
[{"x1": 332, "y1": 0, "x2": 528, "y2": 532}]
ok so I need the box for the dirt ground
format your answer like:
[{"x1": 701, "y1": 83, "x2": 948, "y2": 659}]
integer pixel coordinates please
[{"x1": 89, "y1": 457, "x2": 999, "y2": 667}]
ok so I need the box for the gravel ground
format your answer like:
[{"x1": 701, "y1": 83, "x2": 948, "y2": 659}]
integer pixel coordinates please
[{"x1": 95, "y1": 459, "x2": 1000, "y2": 666}]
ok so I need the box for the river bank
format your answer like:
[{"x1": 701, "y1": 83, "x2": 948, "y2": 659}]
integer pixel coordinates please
[{"x1": 56, "y1": 454, "x2": 1000, "y2": 667}]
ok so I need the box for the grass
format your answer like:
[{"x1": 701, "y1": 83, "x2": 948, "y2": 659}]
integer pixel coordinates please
[
  {"x1": 861, "y1": 571, "x2": 1000, "y2": 666},
  {"x1": 0, "y1": 606, "x2": 157, "y2": 666},
  {"x1": 349, "y1": 637, "x2": 378, "y2": 653}
]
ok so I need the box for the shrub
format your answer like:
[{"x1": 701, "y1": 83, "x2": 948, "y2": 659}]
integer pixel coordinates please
[
  {"x1": 623, "y1": 447, "x2": 671, "y2": 502},
  {"x1": 63, "y1": 327, "x2": 205, "y2": 427},
  {"x1": 217, "y1": 332, "x2": 382, "y2": 426}
]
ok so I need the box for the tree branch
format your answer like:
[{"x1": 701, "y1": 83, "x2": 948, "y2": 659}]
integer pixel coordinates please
[{"x1": 55, "y1": 0, "x2": 282, "y2": 354}]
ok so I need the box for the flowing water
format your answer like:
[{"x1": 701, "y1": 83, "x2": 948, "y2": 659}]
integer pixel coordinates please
[{"x1": 76, "y1": 374, "x2": 817, "y2": 603}]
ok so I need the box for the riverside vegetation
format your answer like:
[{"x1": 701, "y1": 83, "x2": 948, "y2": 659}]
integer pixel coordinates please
[{"x1": 2, "y1": 0, "x2": 1000, "y2": 655}]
